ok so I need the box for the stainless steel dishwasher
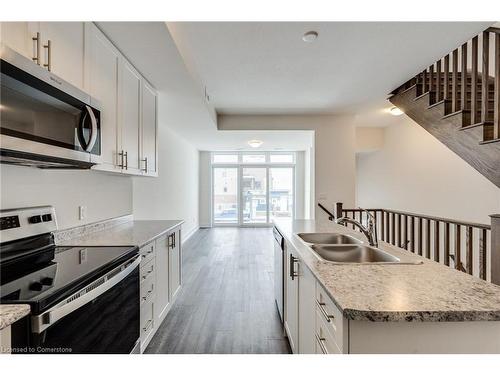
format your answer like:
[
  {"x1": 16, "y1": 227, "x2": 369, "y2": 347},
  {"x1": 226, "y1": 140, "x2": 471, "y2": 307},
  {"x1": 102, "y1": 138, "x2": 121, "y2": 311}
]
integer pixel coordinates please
[{"x1": 273, "y1": 226, "x2": 284, "y2": 323}]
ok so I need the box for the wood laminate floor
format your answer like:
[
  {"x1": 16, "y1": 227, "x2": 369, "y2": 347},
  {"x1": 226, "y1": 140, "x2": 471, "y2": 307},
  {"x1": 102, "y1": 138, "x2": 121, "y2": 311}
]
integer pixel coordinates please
[{"x1": 145, "y1": 227, "x2": 291, "y2": 354}]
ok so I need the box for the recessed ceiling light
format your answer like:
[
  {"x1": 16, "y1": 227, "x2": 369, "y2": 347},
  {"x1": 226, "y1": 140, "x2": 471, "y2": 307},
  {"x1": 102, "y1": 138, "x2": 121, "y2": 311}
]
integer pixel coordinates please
[
  {"x1": 389, "y1": 106, "x2": 404, "y2": 116},
  {"x1": 302, "y1": 31, "x2": 318, "y2": 43},
  {"x1": 248, "y1": 140, "x2": 263, "y2": 148}
]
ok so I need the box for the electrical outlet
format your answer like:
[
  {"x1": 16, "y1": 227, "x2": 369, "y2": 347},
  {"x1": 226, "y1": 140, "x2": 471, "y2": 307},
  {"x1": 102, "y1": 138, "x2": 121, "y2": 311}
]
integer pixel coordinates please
[{"x1": 79, "y1": 206, "x2": 87, "y2": 220}]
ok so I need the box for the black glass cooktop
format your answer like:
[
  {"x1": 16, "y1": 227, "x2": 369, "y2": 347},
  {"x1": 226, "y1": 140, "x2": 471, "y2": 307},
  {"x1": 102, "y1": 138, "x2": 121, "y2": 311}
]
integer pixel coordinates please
[{"x1": 1, "y1": 238, "x2": 137, "y2": 314}]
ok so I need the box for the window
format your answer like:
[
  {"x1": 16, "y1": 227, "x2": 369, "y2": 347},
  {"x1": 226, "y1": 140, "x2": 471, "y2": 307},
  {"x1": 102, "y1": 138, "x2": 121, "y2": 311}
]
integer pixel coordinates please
[
  {"x1": 242, "y1": 154, "x2": 266, "y2": 163},
  {"x1": 270, "y1": 153, "x2": 294, "y2": 163},
  {"x1": 213, "y1": 154, "x2": 238, "y2": 164}
]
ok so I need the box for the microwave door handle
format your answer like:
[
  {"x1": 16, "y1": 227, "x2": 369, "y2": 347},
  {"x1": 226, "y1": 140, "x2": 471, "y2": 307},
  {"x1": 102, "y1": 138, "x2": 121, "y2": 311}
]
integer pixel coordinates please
[
  {"x1": 31, "y1": 255, "x2": 141, "y2": 334},
  {"x1": 85, "y1": 105, "x2": 98, "y2": 152}
]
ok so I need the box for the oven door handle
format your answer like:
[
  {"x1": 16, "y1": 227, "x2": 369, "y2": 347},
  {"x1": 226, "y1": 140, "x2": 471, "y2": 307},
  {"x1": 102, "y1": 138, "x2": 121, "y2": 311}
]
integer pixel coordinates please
[{"x1": 31, "y1": 255, "x2": 141, "y2": 334}]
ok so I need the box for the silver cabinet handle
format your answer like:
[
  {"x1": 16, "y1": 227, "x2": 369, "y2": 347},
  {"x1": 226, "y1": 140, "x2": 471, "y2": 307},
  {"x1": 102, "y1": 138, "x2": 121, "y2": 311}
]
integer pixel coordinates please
[
  {"x1": 118, "y1": 150, "x2": 124, "y2": 169},
  {"x1": 316, "y1": 300, "x2": 335, "y2": 323},
  {"x1": 143, "y1": 319, "x2": 153, "y2": 332},
  {"x1": 141, "y1": 157, "x2": 148, "y2": 173},
  {"x1": 289, "y1": 254, "x2": 298, "y2": 280},
  {"x1": 142, "y1": 289, "x2": 153, "y2": 301},
  {"x1": 124, "y1": 151, "x2": 128, "y2": 170},
  {"x1": 32, "y1": 32, "x2": 40, "y2": 64},
  {"x1": 315, "y1": 334, "x2": 329, "y2": 354},
  {"x1": 43, "y1": 39, "x2": 51, "y2": 71}
]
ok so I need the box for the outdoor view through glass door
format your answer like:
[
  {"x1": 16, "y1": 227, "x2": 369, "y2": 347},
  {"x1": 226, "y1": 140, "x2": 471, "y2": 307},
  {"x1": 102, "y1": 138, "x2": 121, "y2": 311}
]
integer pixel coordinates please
[
  {"x1": 242, "y1": 167, "x2": 267, "y2": 224},
  {"x1": 213, "y1": 167, "x2": 238, "y2": 224},
  {"x1": 212, "y1": 152, "x2": 295, "y2": 226},
  {"x1": 270, "y1": 168, "x2": 293, "y2": 220}
]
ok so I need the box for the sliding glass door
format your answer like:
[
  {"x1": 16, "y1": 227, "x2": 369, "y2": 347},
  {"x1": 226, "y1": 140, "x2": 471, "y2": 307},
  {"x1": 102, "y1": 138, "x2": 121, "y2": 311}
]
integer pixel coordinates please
[{"x1": 213, "y1": 167, "x2": 238, "y2": 225}]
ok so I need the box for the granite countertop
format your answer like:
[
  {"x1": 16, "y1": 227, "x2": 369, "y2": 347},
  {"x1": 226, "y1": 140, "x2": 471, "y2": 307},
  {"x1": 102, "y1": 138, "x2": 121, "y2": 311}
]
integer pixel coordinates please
[
  {"x1": 0, "y1": 305, "x2": 30, "y2": 330},
  {"x1": 57, "y1": 220, "x2": 184, "y2": 248},
  {"x1": 274, "y1": 218, "x2": 500, "y2": 323}
]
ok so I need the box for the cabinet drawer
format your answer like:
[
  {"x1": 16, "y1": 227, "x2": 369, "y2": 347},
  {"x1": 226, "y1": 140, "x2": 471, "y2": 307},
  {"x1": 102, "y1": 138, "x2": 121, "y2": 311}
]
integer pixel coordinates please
[
  {"x1": 315, "y1": 310, "x2": 341, "y2": 354},
  {"x1": 140, "y1": 241, "x2": 156, "y2": 264},
  {"x1": 315, "y1": 283, "x2": 344, "y2": 350},
  {"x1": 140, "y1": 258, "x2": 155, "y2": 282},
  {"x1": 140, "y1": 301, "x2": 154, "y2": 344},
  {"x1": 140, "y1": 273, "x2": 155, "y2": 306}
]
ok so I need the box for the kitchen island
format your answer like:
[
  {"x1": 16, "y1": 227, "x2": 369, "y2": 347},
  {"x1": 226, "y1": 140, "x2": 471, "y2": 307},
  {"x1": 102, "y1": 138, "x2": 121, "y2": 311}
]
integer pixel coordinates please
[{"x1": 274, "y1": 218, "x2": 500, "y2": 354}]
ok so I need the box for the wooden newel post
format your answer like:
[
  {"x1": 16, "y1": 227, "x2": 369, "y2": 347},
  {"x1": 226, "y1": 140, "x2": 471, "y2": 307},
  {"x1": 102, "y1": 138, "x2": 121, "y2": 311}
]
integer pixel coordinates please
[
  {"x1": 491, "y1": 214, "x2": 500, "y2": 285},
  {"x1": 335, "y1": 202, "x2": 344, "y2": 220}
]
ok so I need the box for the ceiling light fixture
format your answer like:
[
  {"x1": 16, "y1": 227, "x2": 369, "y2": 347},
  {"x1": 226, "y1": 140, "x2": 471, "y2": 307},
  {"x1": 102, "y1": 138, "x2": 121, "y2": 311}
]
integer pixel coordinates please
[
  {"x1": 302, "y1": 31, "x2": 318, "y2": 43},
  {"x1": 248, "y1": 140, "x2": 263, "y2": 148},
  {"x1": 389, "y1": 106, "x2": 404, "y2": 116}
]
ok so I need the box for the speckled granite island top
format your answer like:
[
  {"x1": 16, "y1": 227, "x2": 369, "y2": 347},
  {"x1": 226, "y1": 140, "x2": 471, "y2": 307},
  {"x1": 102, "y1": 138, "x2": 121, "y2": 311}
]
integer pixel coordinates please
[
  {"x1": 57, "y1": 220, "x2": 184, "y2": 248},
  {"x1": 0, "y1": 305, "x2": 30, "y2": 330},
  {"x1": 273, "y1": 218, "x2": 500, "y2": 323}
]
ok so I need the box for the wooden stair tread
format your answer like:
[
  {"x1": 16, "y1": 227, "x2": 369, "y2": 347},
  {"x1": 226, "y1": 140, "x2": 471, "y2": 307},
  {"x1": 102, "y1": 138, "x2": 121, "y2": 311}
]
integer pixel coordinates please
[
  {"x1": 459, "y1": 121, "x2": 493, "y2": 131},
  {"x1": 479, "y1": 138, "x2": 500, "y2": 145}
]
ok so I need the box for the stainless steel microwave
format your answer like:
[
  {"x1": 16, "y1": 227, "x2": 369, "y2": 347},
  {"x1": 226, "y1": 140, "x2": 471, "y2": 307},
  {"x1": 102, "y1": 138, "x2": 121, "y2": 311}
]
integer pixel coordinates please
[{"x1": 0, "y1": 44, "x2": 101, "y2": 169}]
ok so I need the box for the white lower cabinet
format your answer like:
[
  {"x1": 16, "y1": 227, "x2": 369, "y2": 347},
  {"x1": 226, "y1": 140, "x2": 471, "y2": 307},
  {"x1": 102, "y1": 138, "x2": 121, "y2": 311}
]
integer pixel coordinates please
[
  {"x1": 284, "y1": 239, "x2": 500, "y2": 354},
  {"x1": 284, "y1": 243, "x2": 299, "y2": 353},
  {"x1": 154, "y1": 234, "x2": 170, "y2": 323},
  {"x1": 298, "y1": 262, "x2": 315, "y2": 354},
  {"x1": 139, "y1": 226, "x2": 182, "y2": 353},
  {"x1": 168, "y1": 229, "x2": 182, "y2": 301}
]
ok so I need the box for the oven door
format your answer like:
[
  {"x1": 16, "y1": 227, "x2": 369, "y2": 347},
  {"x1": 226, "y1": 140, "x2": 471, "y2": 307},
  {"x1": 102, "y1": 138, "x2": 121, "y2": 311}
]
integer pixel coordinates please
[
  {"x1": 0, "y1": 45, "x2": 101, "y2": 166},
  {"x1": 27, "y1": 256, "x2": 140, "y2": 354}
]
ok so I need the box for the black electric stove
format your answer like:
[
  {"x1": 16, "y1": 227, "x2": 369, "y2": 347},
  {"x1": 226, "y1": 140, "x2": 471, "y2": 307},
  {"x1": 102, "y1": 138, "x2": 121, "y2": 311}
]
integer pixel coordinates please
[{"x1": 0, "y1": 206, "x2": 141, "y2": 354}]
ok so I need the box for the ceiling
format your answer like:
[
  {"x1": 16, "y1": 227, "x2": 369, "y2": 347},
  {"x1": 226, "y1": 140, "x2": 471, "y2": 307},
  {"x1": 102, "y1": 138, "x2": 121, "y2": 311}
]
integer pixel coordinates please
[
  {"x1": 96, "y1": 22, "x2": 313, "y2": 151},
  {"x1": 167, "y1": 22, "x2": 492, "y2": 116}
]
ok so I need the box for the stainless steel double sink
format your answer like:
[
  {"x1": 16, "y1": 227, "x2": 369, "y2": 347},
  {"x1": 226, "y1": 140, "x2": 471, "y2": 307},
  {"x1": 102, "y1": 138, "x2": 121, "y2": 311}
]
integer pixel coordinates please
[{"x1": 296, "y1": 233, "x2": 401, "y2": 264}]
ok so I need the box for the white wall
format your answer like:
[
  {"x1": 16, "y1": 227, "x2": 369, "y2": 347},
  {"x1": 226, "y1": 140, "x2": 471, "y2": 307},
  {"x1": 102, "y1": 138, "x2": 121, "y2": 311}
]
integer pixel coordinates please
[
  {"x1": 198, "y1": 151, "x2": 212, "y2": 227},
  {"x1": 219, "y1": 114, "x2": 356, "y2": 219},
  {"x1": 356, "y1": 117, "x2": 500, "y2": 225},
  {"x1": 0, "y1": 165, "x2": 132, "y2": 230},
  {"x1": 133, "y1": 96, "x2": 200, "y2": 239}
]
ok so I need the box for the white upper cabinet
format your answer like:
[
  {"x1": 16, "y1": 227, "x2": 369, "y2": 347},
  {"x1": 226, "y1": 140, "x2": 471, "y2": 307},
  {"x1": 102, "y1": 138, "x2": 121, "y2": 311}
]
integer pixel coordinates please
[
  {"x1": 2, "y1": 22, "x2": 158, "y2": 177},
  {"x1": 38, "y1": 22, "x2": 85, "y2": 90},
  {"x1": 141, "y1": 81, "x2": 158, "y2": 176},
  {"x1": 119, "y1": 59, "x2": 142, "y2": 174},
  {"x1": 1, "y1": 22, "x2": 85, "y2": 90},
  {"x1": 84, "y1": 23, "x2": 120, "y2": 169},
  {"x1": 0, "y1": 22, "x2": 39, "y2": 60}
]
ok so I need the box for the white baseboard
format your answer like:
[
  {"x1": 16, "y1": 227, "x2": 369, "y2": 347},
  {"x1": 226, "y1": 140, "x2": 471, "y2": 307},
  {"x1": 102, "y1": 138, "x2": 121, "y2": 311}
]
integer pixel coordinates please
[{"x1": 182, "y1": 225, "x2": 199, "y2": 244}]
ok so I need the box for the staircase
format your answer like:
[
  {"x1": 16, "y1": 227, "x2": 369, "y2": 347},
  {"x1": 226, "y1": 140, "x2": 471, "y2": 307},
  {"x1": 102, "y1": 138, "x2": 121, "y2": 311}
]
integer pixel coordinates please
[{"x1": 389, "y1": 27, "x2": 500, "y2": 188}]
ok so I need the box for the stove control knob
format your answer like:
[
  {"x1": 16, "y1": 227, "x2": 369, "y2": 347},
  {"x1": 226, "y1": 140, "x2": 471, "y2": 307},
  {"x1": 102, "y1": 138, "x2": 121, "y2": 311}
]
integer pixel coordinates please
[
  {"x1": 29, "y1": 282, "x2": 43, "y2": 291},
  {"x1": 28, "y1": 215, "x2": 42, "y2": 224},
  {"x1": 40, "y1": 277, "x2": 53, "y2": 286}
]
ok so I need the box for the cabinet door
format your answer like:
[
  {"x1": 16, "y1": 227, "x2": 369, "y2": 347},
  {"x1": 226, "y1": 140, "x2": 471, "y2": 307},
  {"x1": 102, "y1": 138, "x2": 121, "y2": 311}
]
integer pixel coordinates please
[
  {"x1": 0, "y1": 22, "x2": 38, "y2": 60},
  {"x1": 119, "y1": 60, "x2": 141, "y2": 174},
  {"x1": 141, "y1": 81, "x2": 158, "y2": 175},
  {"x1": 284, "y1": 243, "x2": 299, "y2": 353},
  {"x1": 298, "y1": 262, "x2": 316, "y2": 354},
  {"x1": 84, "y1": 23, "x2": 120, "y2": 168},
  {"x1": 169, "y1": 229, "x2": 181, "y2": 301},
  {"x1": 154, "y1": 235, "x2": 170, "y2": 322},
  {"x1": 39, "y1": 22, "x2": 85, "y2": 89}
]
